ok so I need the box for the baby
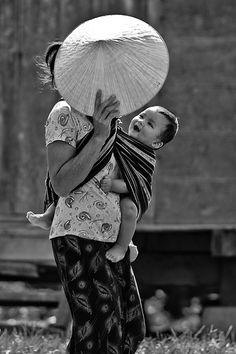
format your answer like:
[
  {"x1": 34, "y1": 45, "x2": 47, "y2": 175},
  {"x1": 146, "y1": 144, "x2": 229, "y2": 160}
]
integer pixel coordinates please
[{"x1": 27, "y1": 106, "x2": 179, "y2": 263}]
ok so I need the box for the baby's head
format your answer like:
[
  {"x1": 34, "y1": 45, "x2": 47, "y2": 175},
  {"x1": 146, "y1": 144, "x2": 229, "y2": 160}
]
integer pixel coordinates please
[{"x1": 128, "y1": 106, "x2": 179, "y2": 149}]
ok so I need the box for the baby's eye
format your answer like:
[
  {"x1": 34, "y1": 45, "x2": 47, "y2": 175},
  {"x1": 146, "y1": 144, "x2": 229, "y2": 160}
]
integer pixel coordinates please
[{"x1": 148, "y1": 121, "x2": 153, "y2": 127}]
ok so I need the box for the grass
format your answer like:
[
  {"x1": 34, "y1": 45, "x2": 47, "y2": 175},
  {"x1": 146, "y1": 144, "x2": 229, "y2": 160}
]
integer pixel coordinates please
[
  {"x1": 0, "y1": 327, "x2": 67, "y2": 354},
  {"x1": 136, "y1": 327, "x2": 236, "y2": 354},
  {"x1": 0, "y1": 326, "x2": 236, "y2": 353}
]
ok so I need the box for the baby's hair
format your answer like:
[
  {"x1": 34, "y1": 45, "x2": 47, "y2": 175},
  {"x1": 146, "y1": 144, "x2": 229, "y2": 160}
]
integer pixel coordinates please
[
  {"x1": 157, "y1": 106, "x2": 179, "y2": 146},
  {"x1": 35, "y1": 41, "x2": 62, "y2": 88}
]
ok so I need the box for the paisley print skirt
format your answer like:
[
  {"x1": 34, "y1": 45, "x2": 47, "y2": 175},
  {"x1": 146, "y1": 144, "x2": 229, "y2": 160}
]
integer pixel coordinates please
[{"x1": 51, "y1": 235, "x2": 146, "y2": 354}]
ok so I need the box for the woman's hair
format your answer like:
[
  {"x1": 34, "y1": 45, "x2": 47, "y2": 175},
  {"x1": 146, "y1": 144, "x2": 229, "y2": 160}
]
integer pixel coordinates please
[
  {"x1": 158, "y1": 107, "x2": 179, "y2": 145},
  {"x1": 36, "y1": 41, "x2": 62, "y2": 88}
]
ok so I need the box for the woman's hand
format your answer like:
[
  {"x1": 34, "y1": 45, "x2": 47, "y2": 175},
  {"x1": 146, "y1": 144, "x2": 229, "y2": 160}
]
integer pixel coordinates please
[{"x1": 93, "y1": 90, "x2": 120, "y2": 140}]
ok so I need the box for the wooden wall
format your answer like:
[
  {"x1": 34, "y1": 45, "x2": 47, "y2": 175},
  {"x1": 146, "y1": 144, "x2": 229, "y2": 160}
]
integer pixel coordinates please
[
  {"x1": 0, "y1": 0, "x2": 236, "y2": 226},
  {"x1": 150, "y1": 0, "x2": 236, "y2": 225}
]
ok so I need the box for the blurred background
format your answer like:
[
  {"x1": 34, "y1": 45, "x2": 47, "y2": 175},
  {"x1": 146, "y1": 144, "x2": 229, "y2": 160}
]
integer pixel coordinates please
[{"x1": 0, "y1": 0, "x2": 236, "y2": 336}]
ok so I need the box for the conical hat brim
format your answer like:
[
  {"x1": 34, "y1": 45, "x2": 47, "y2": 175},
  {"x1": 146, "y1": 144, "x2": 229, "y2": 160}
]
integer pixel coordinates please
[{"x1": 54, "y1": 15, "x2": 169, "y2": 116}]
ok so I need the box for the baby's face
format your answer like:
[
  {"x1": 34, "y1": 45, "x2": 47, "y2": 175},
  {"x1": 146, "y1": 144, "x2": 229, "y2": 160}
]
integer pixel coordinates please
[{"x1": 128, "y1": 107, "x2": 168, "y2": 148}]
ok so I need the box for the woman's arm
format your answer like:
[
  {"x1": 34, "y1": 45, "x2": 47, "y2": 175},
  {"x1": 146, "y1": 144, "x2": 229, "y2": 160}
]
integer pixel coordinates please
[
  {"x1": 47, "y1": 135, "x2": 106, "y2": 197},
  {"x1": 47, "y1": 90, "x2": 120, "y2": 197}
]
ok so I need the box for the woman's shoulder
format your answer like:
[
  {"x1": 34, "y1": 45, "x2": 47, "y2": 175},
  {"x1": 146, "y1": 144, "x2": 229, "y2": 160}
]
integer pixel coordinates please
[
  {"x1": 49, "y1": 100, "x2": 92, "y2": 126},
  {"x1": 45, "y1": 100, "x2": 72, "y2": 131},
  {"x1": 49, "y1": 99, "x2": 71, "y2": 116},
  {"x1": 45, "y1": 100, "x2": 76, "y2": 147},
  {"x1": 45, "y1": 100, "x2": 93, "y2": 144}
]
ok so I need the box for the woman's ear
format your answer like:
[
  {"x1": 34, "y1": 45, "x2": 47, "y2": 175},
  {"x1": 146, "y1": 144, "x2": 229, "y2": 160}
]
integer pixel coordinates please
[{"x1": 152, "y1": 141, "x2": 164, "y2": 149}]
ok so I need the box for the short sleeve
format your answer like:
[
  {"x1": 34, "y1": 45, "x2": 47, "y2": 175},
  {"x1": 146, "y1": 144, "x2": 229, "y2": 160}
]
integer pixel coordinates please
[{"x1": 45, "y1": 101, "x2": 77, "y2": 148}]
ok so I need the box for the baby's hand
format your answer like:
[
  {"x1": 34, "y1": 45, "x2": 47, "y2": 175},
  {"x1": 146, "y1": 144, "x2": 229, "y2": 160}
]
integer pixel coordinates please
[{"x1": 100, "y1": 176, "x2": 112, "y2": 193}]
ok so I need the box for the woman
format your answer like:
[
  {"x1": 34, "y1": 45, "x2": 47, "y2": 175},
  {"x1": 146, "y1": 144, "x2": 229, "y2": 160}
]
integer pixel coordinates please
[{"x1": 43, "y1": 42, "x2": 146, "y2": 354}]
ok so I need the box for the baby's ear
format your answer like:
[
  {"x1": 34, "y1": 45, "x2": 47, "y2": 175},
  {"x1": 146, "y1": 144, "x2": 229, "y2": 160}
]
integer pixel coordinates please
[{"x1": 152, "y1": 141, "x2": 163, "y2": 149}]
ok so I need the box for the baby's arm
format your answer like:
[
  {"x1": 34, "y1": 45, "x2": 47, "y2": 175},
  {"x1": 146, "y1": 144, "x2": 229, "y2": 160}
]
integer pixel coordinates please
[{"x1": 100, "y1": 175, "x2": 128, "y2": 194}]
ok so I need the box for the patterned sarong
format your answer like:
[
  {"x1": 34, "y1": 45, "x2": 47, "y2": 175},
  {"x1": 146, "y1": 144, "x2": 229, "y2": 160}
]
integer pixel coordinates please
[
  {"x1": 44, "y1": 121, "x2": 156, "y2": 221},
  {"x1": 52, "y1": 235, "x2": 146, "y2": 354}
]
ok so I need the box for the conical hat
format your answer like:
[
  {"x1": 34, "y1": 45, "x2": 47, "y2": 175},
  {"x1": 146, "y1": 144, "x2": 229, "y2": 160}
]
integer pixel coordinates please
[{"x1": 54, "y1": 14, "x2": 169, "y2": 116}]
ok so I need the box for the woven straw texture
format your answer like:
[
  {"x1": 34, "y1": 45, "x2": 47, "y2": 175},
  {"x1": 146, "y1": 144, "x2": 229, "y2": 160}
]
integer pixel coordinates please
[{"x1": 54, "y1": 15, "x2": 169, "y2": 116}]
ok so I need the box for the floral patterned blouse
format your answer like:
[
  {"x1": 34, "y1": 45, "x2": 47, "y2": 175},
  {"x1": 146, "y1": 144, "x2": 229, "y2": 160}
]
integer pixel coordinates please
[{"x1": 45, "y1": 100, "x2": 121, "y2": 242}]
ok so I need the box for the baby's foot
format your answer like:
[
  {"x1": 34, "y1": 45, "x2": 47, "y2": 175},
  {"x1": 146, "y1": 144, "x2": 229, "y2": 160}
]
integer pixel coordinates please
[
  {"x1": 129, "y1": 243, "x2": 139, "y2": 262},
  {"x1": 26, "y1": 211, "x2": 51, "y2": 230},
  {"x1": 106, "y1": 244, "x2": 127, "y2": 263}
]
